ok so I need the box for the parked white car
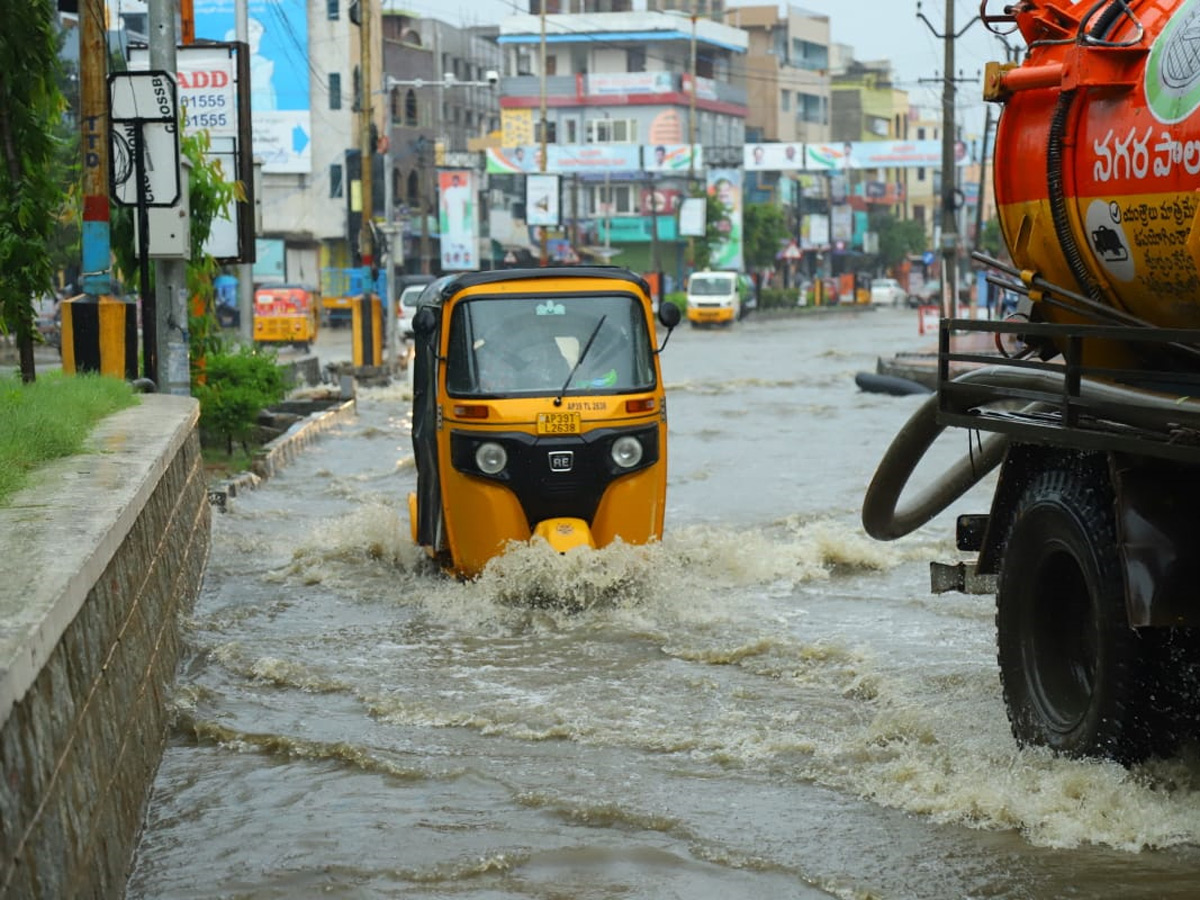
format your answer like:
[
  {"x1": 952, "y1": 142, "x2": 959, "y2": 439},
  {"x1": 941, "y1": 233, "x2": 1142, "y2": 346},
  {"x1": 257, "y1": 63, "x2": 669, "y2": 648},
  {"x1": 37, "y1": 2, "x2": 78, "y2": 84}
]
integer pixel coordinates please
[
  {"x1": 869, "y1": 277, "x2": 908, "y2": 307},
  {"x1": 397, "y1": 284, "x2": 425, "y2": 338}
]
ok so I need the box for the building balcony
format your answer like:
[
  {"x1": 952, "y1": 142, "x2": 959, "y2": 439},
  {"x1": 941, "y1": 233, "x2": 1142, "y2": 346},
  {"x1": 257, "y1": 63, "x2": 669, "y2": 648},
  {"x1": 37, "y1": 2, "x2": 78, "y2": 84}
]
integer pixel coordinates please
[{"x1": 500, "y1": 73, "x2": 747, "y2": 109}]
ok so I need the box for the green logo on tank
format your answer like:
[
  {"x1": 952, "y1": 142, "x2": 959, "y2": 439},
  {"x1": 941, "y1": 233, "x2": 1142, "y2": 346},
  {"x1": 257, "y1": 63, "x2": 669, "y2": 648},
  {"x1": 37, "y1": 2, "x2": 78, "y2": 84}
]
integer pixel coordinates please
[{"x1": 1147, "y1": 0, "x2": 1200, "y2": 123}]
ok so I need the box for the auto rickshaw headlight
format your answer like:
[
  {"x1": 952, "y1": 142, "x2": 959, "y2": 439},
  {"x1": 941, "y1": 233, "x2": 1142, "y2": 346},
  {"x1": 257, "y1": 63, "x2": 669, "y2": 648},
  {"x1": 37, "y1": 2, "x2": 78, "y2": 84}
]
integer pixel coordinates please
[
  {"x1": 475, "y1": 441, "x2": 508, "y2": 475},
  {"x1": 611, "y1": 435, "x2": 644, "y2": 469}
]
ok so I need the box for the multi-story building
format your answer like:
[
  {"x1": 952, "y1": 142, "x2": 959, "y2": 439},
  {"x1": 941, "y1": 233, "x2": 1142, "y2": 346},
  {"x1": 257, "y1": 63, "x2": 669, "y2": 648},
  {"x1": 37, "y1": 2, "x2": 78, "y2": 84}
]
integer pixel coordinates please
[
  {"x1": 904, "y1": 109, "x2": 942, "y2": 246},
  {"x1": 830, "y1": 58, "x2": 911, "y2": 251},
  {"x1": 381, "y1": 13, "x2": 501, "y2": 273},
  {"x1": 724, "y1": 4, "x2": 830, "y2": 145},
  {"x1": 722, "y1": 4, "x2": 831, "y2": 210},
  {"x1": 495, "y1": 9, "x2": 748, "y2": 278}
]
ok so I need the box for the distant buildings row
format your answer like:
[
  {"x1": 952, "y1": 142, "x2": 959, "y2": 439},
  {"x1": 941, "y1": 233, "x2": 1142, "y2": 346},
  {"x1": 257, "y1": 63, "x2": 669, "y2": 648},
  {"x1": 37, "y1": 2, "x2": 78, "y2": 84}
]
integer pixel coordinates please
[{"x1": 68, "y1": 1, "x2": 991, "y2": 286}]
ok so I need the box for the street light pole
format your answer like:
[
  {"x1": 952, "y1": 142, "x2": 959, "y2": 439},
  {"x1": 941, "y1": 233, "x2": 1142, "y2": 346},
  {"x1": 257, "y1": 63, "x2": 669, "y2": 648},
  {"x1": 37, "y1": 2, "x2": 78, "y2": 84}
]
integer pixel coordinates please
[
  {"x1": 688, "y1": 14, "x2": 697, "y2": 183},
  {"x1": 539, "y1": 3, "x2": 549, "y2": 266},
  {"x1": 358, "y1": 0, "x2": 375, "y2": 286}
]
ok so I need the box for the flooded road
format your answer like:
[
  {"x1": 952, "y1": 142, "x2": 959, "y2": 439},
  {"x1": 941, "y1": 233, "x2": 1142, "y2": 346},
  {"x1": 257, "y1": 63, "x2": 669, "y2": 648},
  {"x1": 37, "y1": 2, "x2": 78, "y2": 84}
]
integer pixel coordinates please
[{"x1": 127, "y1": 307, "x2": 1200, "y2": 899}]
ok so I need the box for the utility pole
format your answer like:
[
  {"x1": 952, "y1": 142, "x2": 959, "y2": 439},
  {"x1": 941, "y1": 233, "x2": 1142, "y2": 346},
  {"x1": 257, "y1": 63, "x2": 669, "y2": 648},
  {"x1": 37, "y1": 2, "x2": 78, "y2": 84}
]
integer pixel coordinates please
[
  {"x1": 418, "y1": 137, "x2": 431, "y2": 274},
  {"x1": 236, "y1": 0, "x2": 254, "y2": 343},
  {"x1": 687, "y1": 13, "x2": 697, "y2": 277},
  {"x1": 79, "y1": 0, "x2": 112, "y2": 300},
  {"x1": 359, "y1": 0, "x2": 375, "y2": 286},
  {"x1": 149, "y1": 0, "x2": 190, "y2": 395},
  {"x1": 539, "y1": 4, "x2": 549, "y2": 266},
  {"x1": 917, "y1": 1, "x2": 979, "y2": 319}
]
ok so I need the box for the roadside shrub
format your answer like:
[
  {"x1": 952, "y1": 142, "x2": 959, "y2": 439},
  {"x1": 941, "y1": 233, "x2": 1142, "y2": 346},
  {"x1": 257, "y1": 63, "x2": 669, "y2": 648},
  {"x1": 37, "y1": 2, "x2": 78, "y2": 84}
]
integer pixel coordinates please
[
  {"x1": 757, "y1": 287, "x2": 797, "y2": 310},
  {"x1": 193, "y1": 346, "x2": 286, "y2": 455},
  {"x1": 664, "y1": 291, "x2": 687, "y2": 311}
]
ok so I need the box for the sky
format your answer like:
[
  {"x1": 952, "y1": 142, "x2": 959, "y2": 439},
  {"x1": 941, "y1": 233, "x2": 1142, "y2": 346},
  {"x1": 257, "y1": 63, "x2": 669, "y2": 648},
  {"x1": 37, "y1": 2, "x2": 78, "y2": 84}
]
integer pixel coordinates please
[{"x1": 386, "y1": 0, "x2": 1011, "y2": 139}]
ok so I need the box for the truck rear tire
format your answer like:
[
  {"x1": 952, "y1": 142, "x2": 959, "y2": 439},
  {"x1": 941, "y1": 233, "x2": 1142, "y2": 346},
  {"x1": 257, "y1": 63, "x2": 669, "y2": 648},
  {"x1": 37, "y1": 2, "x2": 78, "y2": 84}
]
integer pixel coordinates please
[{"x1": 996, "y1": 455, "x2": 1157, "y2": 764}]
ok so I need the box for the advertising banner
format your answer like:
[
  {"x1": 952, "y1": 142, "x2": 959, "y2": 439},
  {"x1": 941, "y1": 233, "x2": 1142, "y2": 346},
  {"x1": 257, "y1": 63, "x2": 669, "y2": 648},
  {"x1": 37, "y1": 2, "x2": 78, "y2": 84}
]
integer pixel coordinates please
[
  {"x1": 801, "y1": 213, "x2": 829, "y2": 249},
  {"x1": 129, "y1": 44, "x2": 245, "y2": 260},
  {"x1": 487, "y1": 144, "x2": 641, "y2": 174},
  {"x1": 643, "y1": 143, "x2": 703, "y2": 173},
  {"x1": 438, "y1": 170, "x2": 477, "y2": 271},
  {"x1": 526, "y1": 174, "x2": 560, "y2": 227},
  {"x1": 501, "y1": 108, "x2": 534, "y2": 148},
  {"x1": 586, "y1": 72, "x2": 674, "y2": 96},
  {"x1": 706, "y1": 168, "x2": 743, "y2": 271},
  {"x1": 744, "y1": 142, "x2": 804, "y2": 171},
  {"x1": 678, "y1": 196, "x2": 707, "y2": 237},
  {"x1": 194, "y1": 0, "x2": 311, "y2": 173}
]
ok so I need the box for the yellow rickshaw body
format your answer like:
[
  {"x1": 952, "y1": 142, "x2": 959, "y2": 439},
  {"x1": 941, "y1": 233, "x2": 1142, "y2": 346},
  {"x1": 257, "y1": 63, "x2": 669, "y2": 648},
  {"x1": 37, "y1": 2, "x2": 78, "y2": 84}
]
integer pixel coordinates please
[
  {"x1": 408, "y1": 267, "x2": 673, "y2": 580},
  {"x1": 253, "y1": 284, "x2": 321, "y2": 348}
]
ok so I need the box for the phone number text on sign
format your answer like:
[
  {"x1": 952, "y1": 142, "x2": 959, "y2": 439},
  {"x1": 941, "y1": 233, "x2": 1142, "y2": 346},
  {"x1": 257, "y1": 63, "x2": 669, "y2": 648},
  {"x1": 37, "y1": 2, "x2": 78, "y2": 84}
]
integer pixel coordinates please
[{"x1": 177, "y1": 65, "x2": 236, "y2": 137}]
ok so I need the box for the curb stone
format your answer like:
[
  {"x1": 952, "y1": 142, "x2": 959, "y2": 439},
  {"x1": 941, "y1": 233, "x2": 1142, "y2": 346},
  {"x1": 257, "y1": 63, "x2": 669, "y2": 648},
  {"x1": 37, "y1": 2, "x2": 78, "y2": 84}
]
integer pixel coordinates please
[{"x1": 207, "y1": 397, "x2": 358, "y2": 511}]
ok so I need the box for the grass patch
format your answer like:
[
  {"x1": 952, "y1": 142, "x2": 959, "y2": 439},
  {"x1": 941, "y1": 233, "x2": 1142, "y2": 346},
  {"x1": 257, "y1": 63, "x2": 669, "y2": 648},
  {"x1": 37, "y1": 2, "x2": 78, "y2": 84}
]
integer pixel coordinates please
[{"x1": 0, "y1": 372, "x2": 139, "y2": 507}]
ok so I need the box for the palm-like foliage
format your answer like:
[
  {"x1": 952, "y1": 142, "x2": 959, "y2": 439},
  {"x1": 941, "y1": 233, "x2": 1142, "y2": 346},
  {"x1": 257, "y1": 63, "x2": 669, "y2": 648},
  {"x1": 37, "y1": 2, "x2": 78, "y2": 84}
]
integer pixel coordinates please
[{"x1": 0, "y1": 0, "x2": 67, "y2": 383}]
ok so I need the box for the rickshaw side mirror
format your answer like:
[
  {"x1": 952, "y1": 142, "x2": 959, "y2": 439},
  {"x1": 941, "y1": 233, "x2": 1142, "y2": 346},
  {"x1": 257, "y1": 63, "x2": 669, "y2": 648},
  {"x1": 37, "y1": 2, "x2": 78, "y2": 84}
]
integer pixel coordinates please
[
  {"x1": 657, "y1": 302, "x2": 681, "y2": 330},
  {"x1": 412, "y1": 305, "x2": 438, "y2": 338}
]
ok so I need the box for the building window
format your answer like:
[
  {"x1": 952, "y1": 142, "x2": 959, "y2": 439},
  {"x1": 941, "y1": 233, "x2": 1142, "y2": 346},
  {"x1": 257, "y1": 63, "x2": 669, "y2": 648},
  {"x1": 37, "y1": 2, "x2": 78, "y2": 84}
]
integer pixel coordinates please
[
  {"x1": 591, "y1": 183, "x2": 633, "y2": 215},
  {"x1": 798, "y1": 93, "x2": 824, "y2": 124},
  {"x1": 587, "y1": 118, "x2": 636, "y2": 144},
  {"x1": 329, "y1": 72, "x2": 342, "y2": 110},
  {"x1": 545, "y1": 56, "x2": 557, "y2": 76},
  {"x1": 565, "y1": 119, "x2": 577, "y2": 144},
  {"x1": 327, "y1": 0, "x2": 338, "y2": 19},
  {"x1": 780, "y1": 90, "x2": 790, "y2": 112},
  {"x1": 330, "y1": 163, "x2": 343, "y2": 198},
  {"x1": 405, "y1": 89, "x2": 418, "y2": 126},
  {"x1": 627, "y1": 48, "x2": 645, "y2": 72}
]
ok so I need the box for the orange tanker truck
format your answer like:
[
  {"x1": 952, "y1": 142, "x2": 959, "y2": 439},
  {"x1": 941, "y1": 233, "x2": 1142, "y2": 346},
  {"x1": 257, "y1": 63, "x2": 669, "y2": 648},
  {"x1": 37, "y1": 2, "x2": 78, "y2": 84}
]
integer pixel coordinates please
[{"x1": 864, "y1": 0, "x2": 1200, "y2": 765}]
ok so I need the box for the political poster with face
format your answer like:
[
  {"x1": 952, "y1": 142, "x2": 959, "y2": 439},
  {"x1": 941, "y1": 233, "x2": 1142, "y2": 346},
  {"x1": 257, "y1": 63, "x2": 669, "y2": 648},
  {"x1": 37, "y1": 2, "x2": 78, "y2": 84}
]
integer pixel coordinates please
[
  {"x1": 743, "y1": 143, "x2": 804, "y2": 171},
  {"x1": 439, "y1": 170, "x2": 477, "y2": 271}
]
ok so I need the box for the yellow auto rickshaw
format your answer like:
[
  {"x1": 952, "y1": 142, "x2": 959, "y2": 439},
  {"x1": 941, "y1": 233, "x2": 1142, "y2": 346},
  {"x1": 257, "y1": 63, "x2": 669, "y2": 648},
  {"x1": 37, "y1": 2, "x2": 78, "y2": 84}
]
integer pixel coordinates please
[
  {"x1": 408, "y1": 266, "x2": 681, "y2": 579},
  {"x1": 252, "y1": 283, "x2": 321, "y2": 351}
]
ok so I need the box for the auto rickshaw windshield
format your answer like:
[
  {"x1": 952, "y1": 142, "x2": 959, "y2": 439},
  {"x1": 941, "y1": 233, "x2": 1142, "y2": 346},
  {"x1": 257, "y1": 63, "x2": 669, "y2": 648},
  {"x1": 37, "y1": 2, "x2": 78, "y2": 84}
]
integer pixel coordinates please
[{"x1": 446, "y1": 293, "x2": 656, "y2": 397}]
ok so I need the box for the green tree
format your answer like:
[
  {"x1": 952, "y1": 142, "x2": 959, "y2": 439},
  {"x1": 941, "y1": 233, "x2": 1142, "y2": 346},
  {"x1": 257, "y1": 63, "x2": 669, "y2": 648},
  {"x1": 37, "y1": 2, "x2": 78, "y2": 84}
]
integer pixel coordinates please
[
  {"x1": 743, "y1": 202, "x2": 790, "y2": 271},
  {"x1": 0, "y1": 0, "x2": 67, "y2": 383},
  {"x1": 869, "y1": 211, "x2": 928, "y2": 270}
]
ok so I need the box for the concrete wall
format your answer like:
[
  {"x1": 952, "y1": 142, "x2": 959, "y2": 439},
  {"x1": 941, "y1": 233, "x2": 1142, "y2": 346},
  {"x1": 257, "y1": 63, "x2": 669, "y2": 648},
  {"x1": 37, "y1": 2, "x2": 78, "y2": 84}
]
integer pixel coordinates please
[{"x1": 0, "y1": 395, "x2": 211, "y2": 899}]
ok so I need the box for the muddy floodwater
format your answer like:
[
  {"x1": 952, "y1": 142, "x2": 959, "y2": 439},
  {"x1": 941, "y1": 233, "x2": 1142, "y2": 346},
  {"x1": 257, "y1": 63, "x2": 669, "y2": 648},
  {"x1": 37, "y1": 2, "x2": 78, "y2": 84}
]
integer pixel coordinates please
[{"x1": 127, "y1": 308, "x2": 1200, "y2": 899}]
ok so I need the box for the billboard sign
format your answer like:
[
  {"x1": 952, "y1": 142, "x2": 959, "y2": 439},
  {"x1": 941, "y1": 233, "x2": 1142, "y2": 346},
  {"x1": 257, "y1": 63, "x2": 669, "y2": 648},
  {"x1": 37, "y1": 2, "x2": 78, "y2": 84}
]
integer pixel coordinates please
[
  {"x1": 526, "y1": 174, "x2": 560, "y2": 226},
  {"x1": 744, "y1": 142, "x2": 804, "y2": 171},
  {"x1": 706, "y1": 168, "x2": 743, "y2": 271},
  {"x1": 643, "y1": 143, "x2": 703, "y2": 173},
  {"x1": 193, "y1": 0, "x2": 312, "y2": 173},
  {"x1": 439, "y1": 169, "x2": 477, "y2": 271}
]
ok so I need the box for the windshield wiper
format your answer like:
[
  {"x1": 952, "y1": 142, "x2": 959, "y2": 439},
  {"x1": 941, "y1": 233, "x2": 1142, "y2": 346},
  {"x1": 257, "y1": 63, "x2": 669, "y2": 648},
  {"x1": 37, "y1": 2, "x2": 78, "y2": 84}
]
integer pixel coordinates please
[{"x1": 554, "y1": 315, "x2": 606, "y2": 407}]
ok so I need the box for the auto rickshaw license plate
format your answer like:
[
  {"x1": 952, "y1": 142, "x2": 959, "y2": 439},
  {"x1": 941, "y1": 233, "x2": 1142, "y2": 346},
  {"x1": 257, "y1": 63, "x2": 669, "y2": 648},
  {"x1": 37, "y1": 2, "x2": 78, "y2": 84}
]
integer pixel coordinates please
[{"x1": 537, "y1": 412, "x2": 581, "y2": 435}]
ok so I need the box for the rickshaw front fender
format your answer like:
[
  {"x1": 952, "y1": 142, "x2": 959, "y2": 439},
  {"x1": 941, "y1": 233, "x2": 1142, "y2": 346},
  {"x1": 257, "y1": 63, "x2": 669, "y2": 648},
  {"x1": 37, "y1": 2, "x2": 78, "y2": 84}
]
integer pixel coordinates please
[{"x1": 532, "y1": 517, "x2": 597, "y2": 554}]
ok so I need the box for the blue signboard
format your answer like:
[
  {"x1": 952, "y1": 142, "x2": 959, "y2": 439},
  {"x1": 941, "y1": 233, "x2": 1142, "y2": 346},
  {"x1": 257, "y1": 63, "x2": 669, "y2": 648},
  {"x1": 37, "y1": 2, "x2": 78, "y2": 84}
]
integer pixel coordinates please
[{"x1": 193, "y1": 0, "x2": 311, "y2": 173}]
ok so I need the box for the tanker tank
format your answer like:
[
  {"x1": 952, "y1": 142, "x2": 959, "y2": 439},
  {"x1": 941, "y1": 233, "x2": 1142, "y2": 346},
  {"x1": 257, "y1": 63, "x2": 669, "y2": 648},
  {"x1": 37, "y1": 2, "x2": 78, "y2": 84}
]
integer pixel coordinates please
[{"x1": 987, "y1": 0, "x2": 1200, "y2": 364}]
